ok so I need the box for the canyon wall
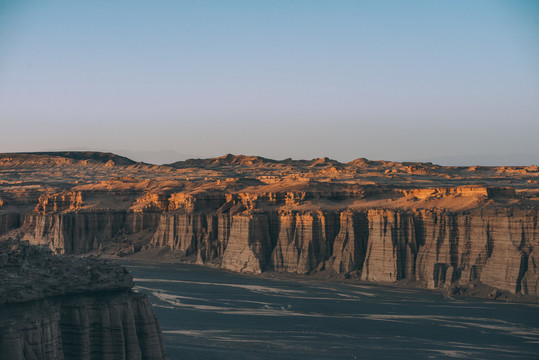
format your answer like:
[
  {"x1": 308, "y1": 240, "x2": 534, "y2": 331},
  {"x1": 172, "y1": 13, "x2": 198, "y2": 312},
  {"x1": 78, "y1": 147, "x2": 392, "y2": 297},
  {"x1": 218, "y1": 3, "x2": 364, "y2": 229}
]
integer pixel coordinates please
[
  {"x1": 1, "y1": 151, "x2": 538, "y2": 300},
  {"x1": 13, "y1": 204, "x2": 538, "y2": 297},
  {"x1": 0, "y1": 241, "x2": 166, "y2": 360},
  {"x1": 21, "y1": 212, "x2": 161, "y2": 254}
]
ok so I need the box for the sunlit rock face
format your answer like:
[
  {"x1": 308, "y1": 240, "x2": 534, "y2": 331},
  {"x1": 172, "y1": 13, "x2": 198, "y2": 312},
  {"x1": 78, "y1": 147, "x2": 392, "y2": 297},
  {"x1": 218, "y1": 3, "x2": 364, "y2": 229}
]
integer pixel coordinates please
[
  {"x1": 0, "y1": 241, "x2": 166, "y2": 360},
  {"x1": 1, "y1": 151, "x2": 538, "y2": 297}
]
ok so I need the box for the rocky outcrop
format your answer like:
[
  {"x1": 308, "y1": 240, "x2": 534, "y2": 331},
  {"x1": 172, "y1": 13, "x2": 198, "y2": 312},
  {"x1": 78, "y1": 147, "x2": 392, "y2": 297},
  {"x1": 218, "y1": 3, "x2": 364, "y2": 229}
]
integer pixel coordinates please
[
  {"x1": 0, "y1": 241, "x2": 166, "y2": 360},
  {"x1": 35, "y1": 192, "x2": 84, "y2": 214}
]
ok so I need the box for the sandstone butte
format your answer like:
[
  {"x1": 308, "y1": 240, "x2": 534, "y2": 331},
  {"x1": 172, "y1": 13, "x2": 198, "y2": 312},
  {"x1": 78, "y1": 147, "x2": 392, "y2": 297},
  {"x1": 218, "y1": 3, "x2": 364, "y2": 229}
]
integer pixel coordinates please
[{"x1": 0, "y1": 151, "x2": 538, "y2": 301}]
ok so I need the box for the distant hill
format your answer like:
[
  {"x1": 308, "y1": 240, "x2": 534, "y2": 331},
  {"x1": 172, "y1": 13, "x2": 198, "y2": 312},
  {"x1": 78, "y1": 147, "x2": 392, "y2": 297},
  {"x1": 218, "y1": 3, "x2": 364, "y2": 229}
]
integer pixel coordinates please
[
  {"x1": 168, "y1": 154, "x2": 278, "y2": 168},
  {"x1": 167, "y1": 154, "x2": 347, "y2": 168},
  {"x1": 5, "y1": 151, "x2": 137, "y2": 165},
  {"x1": 3, "y1": 150, "x2": 537, "y2": 168},
  {"x1": 112, "y1": 149, "x2": 192, "y2": 165}
]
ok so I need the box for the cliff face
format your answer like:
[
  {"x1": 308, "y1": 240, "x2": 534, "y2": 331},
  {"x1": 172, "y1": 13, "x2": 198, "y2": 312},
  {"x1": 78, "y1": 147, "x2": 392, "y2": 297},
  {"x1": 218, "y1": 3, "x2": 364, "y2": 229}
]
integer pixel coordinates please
[
  {"x1": 10, "y1": 207, "x2": 539, "y2": 297},
  {"x1": 1, "y1": 151, "x2": 538, "y2": 300},
  {"x1": 1, "y1": 293, "x2": 164, "y2": 360},
  {"x1": 221, "y1": 213, "x2": 272, "y2": 273},
  {"x1": 148, "y1": 207, "x2": 537, "y2": 296},
  {"x1": 0, "y1": 213, "x2": 20, "y2": 236},
  {"x1": 331, "y1": 211, "x2": 368, "y2": 274},
  {"x1": 90, "y1": 207, "x2": 522, "y2": 295},
  {"x1": 270, "y1": 211, "x2": 338, "y2": 274},
  {"x1": 21, "y1": 212, "x2": 160, "y2": 254},
  {"x1": 0, "y1": 241, "x2": 166, "y2": 360}
]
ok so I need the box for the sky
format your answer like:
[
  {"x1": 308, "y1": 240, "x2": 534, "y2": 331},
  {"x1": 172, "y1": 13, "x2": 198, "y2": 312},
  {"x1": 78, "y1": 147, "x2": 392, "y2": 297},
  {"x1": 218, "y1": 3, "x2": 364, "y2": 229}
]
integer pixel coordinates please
[{"x1": 0, "y1": 0, "x2": 538, "y2": 164}]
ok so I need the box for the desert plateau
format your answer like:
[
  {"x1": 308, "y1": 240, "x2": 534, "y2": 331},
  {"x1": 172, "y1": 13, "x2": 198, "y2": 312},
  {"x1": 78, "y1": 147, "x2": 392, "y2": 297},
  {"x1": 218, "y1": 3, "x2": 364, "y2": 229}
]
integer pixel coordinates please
[
  {"x1": 3, "y1": 1, "x2": 538, "y2": 358},
  {"x1": 0, "y1": 152, "x2": 538, "y2": 289},
  {"x1": 1, "y1": 151, "x2": 538, "y2": 296},
  {"x1": 1, "y1": 151, "x2": 538, "y2": 359}
]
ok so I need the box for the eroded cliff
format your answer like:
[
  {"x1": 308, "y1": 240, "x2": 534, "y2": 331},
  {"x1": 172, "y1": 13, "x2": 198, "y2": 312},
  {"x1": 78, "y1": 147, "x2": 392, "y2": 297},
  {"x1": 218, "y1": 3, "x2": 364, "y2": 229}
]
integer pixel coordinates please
[
  {"x1": 147, "y1": 207, "x2": 538, "y2": 296},
  {"x1": 0, "y1": 241, "x2": 166, "y2": 360},
  {"x1": 1, "y1": 151, "x2": 539, "y2": 300}
]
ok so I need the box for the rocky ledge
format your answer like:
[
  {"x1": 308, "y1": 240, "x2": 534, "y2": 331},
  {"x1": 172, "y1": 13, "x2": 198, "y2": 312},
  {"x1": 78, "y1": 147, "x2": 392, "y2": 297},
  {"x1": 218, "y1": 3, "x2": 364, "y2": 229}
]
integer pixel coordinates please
[{"x1": 0, "y1": 240, "x2": 166, "y2": 360}]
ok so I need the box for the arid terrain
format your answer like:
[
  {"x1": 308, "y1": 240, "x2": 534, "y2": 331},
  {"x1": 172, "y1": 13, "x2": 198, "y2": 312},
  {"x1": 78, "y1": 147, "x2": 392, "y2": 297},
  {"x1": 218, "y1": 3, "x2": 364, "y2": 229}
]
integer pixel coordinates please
[{"x1": 1, "y1": 151, "x2": 538, "y2": 301}]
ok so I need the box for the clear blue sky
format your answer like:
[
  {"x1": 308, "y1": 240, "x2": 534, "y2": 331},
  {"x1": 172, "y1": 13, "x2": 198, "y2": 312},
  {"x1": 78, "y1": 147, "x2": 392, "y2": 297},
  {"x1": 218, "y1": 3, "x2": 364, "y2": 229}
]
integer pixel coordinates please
[{"x1": 1, "y1": 0, "x2": 538, "y2": 164}]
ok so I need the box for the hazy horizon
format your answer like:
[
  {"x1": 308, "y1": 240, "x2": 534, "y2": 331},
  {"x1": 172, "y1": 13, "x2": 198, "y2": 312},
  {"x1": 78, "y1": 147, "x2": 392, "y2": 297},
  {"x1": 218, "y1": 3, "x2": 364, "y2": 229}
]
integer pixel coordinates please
[
  {"x1": 1, "y1": 1, "x2": 538, "y2": 163},
  {"x1": 4, "y1": 147, "x2": 539, "y2": 167}
]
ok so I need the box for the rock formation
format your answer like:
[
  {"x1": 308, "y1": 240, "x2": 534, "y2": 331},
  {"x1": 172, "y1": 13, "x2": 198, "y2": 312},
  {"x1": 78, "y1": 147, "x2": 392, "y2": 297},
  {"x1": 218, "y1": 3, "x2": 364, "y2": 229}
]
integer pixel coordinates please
[
  {"x1": 0, "y1": 240, "x2": 166, "y2": 359},
  {"x1": 1, "y1": 151, "x2": 538, "y2": 299}
]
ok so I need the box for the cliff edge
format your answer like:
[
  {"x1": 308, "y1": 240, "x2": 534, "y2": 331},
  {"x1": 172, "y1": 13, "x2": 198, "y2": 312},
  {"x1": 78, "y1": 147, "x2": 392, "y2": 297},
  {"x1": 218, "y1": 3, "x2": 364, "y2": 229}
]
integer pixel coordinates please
[{"x1": 0, "y1": 240, "x2": 166, "y2": 360}]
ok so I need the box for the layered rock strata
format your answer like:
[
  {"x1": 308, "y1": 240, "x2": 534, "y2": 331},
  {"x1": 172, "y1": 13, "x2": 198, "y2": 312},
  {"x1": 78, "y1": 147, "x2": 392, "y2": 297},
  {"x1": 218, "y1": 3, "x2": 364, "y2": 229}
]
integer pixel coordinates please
[
  {"x1": 0, "y1": 241, "x2": 166, "y2": 360},
  {"x1": 5, "y1": 199, "x2": 537, "y2": 299},
  {"x1": 157, "y1": 208, "x2": 536, "y2": 296},
  {"x1": 11, "y1": 206, "x2": 539, "y2": 297},
  {"x1": 21, "y1": 212, "x2": 160, "y2": 254},
  {"x1": 1, "y1": 151, "x2": 538, "y2": 300}
]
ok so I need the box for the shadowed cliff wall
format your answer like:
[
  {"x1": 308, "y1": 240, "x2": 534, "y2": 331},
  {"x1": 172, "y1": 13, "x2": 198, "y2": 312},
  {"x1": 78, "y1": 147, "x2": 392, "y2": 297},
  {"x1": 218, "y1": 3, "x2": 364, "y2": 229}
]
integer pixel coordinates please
[
  {"x1": 0, "y1": 242, "x2": 166, "y2": 360},
  {"x1": 16, "y1": 207, "x2": 539, "y2": 296}
]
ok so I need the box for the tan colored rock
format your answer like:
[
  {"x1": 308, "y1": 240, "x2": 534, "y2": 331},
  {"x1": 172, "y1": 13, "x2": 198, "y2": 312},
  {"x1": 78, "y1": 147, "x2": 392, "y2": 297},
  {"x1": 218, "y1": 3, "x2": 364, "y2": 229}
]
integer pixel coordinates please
[
  {"x1": 481, "y1": 210, "x2": 537, "y2": 294},
  {"x1": 221, "y1": 214, "x2": 271, "y2": 273},
  {"x1": 152, "y1": 214, "x2": 206, "y2": 254},
  {"x1": 35, "y1": 192, "x2": 83, "y2": 214},
  {"x1": 270, "y1": 211, "x2": 336, "y2": 274}
]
